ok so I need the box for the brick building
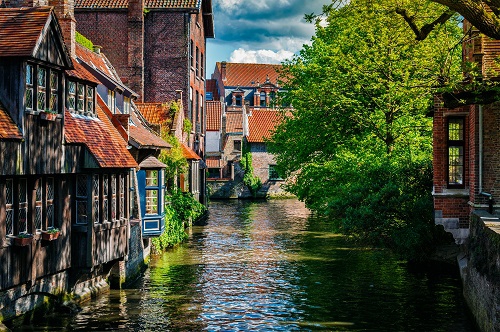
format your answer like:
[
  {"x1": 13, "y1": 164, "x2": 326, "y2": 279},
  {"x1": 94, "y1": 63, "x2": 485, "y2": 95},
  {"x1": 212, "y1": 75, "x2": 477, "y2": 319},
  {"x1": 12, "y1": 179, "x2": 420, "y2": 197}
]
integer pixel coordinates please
[
  {"x1": 206, "y1": 62, "x2": 288, "y2": 198},
  {"x1": 433, "y1": 22, "x2": 500, "y2": 243}
]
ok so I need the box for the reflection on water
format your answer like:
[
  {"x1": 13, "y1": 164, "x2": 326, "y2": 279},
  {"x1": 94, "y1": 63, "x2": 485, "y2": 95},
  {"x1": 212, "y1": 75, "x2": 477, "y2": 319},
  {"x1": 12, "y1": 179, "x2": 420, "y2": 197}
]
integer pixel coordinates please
[{"x1": 8, "y1": 199, "x2": 478, "y2": 331}]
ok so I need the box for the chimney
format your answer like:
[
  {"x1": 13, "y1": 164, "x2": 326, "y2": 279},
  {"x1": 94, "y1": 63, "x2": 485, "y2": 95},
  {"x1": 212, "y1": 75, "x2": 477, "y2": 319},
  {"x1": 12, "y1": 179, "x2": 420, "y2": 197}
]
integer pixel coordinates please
[
  {"x1": 128, "y1": 0, "x2": 145, "y2": 102},
  {"x1": 221, "y1": 61, "x2": 227, "y2": 82},
  {"x1": 49, "y1": 0, "x2": 76, "y2": 58}
]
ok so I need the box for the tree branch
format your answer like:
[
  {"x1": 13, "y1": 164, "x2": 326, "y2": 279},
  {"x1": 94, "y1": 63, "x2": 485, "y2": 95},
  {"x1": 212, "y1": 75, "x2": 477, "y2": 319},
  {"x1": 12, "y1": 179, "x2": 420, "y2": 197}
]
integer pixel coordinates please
[{"x1": 395, "y1": 8, "x2": 454, "y2": 40}]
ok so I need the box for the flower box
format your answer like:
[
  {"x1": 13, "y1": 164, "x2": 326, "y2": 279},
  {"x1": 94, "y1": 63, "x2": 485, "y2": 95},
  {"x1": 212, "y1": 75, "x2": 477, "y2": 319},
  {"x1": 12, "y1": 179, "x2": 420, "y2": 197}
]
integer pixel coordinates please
[
  {"x1": 39, "y1": 111, "x2": 58, "y2": 121},
  {"x1": 14, "y1": 234, "x2": 33, "y2": 247},
  {"x1": 41, "y1": 230, "x2": 60, "y2": 241}
]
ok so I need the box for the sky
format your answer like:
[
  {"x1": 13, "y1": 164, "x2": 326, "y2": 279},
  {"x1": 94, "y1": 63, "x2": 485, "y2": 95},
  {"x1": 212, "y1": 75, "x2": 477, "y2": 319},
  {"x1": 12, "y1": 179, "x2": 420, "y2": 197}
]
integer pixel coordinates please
[{"x1": 205, "y1": 0, "x2": 329, "y2": 77}]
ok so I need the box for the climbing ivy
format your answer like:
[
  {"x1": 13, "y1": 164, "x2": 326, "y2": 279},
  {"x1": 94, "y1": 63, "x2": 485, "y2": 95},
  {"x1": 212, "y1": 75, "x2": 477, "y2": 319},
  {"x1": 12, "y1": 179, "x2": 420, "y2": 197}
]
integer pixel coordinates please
[{"x1": 241, "y1": 141, "x2": 262, "y2": 196}]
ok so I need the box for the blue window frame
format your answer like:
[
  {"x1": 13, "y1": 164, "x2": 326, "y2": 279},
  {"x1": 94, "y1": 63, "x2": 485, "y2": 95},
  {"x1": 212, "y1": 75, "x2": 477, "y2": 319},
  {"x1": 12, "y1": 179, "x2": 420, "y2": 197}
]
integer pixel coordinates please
[{"x1": 138, "y1": 168, "x2": 166, "y2": 237}]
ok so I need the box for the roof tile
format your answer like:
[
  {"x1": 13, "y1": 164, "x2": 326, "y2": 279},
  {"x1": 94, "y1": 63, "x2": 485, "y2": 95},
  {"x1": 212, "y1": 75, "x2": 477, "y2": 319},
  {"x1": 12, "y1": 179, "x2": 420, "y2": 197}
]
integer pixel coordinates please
[
  {"x1": 206, "y1": 100, "x2": 221, "y2": 131},
  {"x1": 181, "y1": 143, "x2": 201, "y2": 160},
  {"x1": 64, "y1": 106, "x2": 137, "y2": 168},
  {"x1": 217, "y1": 62, "x2": 283, "y2": 87},
  {"x1": 0, "y1": 7, "x2": 52, "y2": 57},
  {"x1": 75, "y1": 0, "x2": 201, "y2": 9},
  {"x1": 136, "y1": 103, "x2": 172, "y2": 126},
  {"x1": 225, "y1": 112, "x2": 242, "y2": 133},
  {"x1": 0, "y1": 101, "x2": 23, "y2": 140},
  {"x1": 247, "y1": 110, "x2": 282, "y2": 143}
]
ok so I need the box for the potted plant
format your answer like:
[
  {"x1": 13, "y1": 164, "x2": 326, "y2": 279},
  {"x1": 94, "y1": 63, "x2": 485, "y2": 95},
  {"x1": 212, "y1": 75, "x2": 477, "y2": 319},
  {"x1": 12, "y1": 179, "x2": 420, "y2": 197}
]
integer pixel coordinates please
[
  {"x1": 41, "y1": 228, "x2": 60, "y2": 241},
  {"x1": 39, "y1": 109, "x2": 58, "y2": 121},
  {"x1": 14, "y1": 233, "x2": 33, "y2": 246}
]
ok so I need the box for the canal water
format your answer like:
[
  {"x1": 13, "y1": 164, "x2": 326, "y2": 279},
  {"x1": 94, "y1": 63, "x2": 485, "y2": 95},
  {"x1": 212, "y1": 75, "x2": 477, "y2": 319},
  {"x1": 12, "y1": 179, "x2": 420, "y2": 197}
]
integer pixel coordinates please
[{"x1": 9, "y1": 199, "x2": 478, "y2": 331}]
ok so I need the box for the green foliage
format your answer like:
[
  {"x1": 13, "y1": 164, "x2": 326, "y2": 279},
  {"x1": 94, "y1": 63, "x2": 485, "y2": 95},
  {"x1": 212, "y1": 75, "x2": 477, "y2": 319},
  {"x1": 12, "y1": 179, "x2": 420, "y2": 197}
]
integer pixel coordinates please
[
  {"x1": 270, "y1": 0, "x2": 462, "y2": 260},
  {"x1": 241, "y1": 141, "x2": 262, "y2": 196},
  {"x1": 75, "y1": 31, "x2": 94, "y2": 51},
  {"x1": 183, "y1": 118, "x2": 192, "y2": 133},
  {"x1": 158, "y1": 133, "x2": 188, "y2": 184},
  {"x1": 151, "y1": 189, "x2": 206, "y2": 253}
]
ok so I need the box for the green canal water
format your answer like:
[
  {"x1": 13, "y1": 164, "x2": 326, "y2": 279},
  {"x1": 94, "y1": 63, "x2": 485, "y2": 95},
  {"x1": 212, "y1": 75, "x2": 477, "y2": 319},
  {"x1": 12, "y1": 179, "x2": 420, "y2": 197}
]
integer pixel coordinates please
[{"x1": 9, "y1": 199, "x2": 478, "y2": 331}]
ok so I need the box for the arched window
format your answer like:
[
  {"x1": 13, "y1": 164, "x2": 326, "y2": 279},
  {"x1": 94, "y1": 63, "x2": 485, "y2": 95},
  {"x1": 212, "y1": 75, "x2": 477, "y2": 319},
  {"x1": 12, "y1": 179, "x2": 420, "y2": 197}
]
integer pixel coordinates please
[
  {"x1": 235, "y1": 95, "x2": 242, "y2": 106},
  {"x1": 260, "y1": 91, "x2": 266, "y2": 107}
]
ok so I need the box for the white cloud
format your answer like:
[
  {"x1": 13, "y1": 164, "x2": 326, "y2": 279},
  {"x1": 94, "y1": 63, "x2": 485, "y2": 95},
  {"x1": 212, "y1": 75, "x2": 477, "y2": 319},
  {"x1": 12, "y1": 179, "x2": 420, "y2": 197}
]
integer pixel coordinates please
[{"x1": 229, "y1": 48, "x2": 295, "y2": 64}]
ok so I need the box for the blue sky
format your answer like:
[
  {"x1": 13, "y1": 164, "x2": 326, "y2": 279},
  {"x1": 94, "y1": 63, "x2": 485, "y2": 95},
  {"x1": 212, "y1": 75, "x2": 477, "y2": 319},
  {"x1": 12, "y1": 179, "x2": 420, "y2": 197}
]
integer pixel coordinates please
[{"x1": 205, "y1": 0, "x2": 329, "y2": 77}]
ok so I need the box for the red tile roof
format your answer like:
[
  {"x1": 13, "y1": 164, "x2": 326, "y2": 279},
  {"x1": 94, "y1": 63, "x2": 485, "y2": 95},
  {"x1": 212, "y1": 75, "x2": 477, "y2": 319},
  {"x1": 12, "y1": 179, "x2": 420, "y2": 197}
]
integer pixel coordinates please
[
  {"x1": 75, "y1": 0, "x2": 201, "y2": 9},
  {"x1": 0, "y1": 101, "x2": 22, "y2": 140},
  {"x1": 247, "y1": 110, "x2": 282, "y2": 143},
  {"x1": 216, "y1": 62, "x2": 283, "y2": 87},
  {"x1": 0, "y1": 7, "x2": 52, "y2": 57},
  {"x1": 129, "y1": 124, "x2": 171, "y2": 149},
  {"x1": 139, "y1": 155, "x2": 167, "y2": 168},
  {"x1": 225, "y1": 112, "x2": 242, "y2": 133},
  {"x1": 76, "y1": 43, "x2": 114, "y2": 77},
  {"x1": 66, "y1": 60, "x2": 100, "y2": 84},
  {"x1": 181, "y1": 143, "x2": 201, "y2": 160},
  {"x1": 64, "y1": 106, "x2": 137, "y2": 168},
  {"x1": 206, "y1": 101, "x2": 221, "y2": 131},
  {"x1": 136, "y1": 103, "x2": 172, "y2": 126}
]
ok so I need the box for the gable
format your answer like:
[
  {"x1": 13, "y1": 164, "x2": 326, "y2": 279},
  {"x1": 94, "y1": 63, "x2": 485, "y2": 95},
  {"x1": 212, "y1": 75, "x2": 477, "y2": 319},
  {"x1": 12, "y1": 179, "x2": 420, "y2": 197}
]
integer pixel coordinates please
[{"x1": 34, "y1": 23, "x2": 72, "y2": 68}]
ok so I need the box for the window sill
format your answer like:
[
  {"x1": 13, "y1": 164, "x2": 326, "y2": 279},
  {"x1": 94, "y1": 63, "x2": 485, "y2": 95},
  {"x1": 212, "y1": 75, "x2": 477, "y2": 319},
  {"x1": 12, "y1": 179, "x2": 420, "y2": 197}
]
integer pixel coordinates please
[{"x1": 432, "y1": 188, "x2": 469, "y2": 197}]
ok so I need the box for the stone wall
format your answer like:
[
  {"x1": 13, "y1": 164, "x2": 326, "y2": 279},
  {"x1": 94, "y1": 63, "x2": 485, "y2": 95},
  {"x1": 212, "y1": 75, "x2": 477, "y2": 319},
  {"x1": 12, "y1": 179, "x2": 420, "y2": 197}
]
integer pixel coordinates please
[{"x1": 460, "y1": 210, "x2": 500, "y2": 332}]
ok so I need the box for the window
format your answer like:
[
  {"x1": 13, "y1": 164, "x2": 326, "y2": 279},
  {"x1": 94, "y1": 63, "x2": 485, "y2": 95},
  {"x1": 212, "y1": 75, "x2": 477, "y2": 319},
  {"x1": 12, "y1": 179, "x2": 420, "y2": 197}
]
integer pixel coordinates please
[
  {"x1": 111, "y1": 174, "x2": 117, "y2": 221},
  {"x1": 269, "y1": 91, "x2": 276, "y2": 108},
  {"x1": 234, "y1": 140, "x2": 241, "y2": 151},
  {"x1": 93, "y1": 174, "x2": 99, "y2": 223},
  {"x1": 235, "y1": 94, "x2": 242, "y2": 106},
  {"x1": 260, "y1": 91, "x2": 266, "y2": 107},
  {"x1": 103, "y1": 174, "x2": 109, "y2": 222},
  {"x1": 196, "y1": 90, "x2": 199, "y2": 125},
  {"x1": 77, "y1": 83, "x2": 85, "y2": 112},
  {"x1": 18, "y1": 179, "x2": 27, "y2": 234},
  {"x1": 68, "y1": 81, "x2": 76, "y2": 111},
  {"x1": 119, "y1": 174, "x2": 125, "y2": 220},
  {"x1": 49, "y1": 71, "x2": 58, "y2": 112},
  {"x1": 76, "y1": 175, "x2": 88, "y2": 224},
  {"x1": 107, "y1": 90, "x2": 116, "y2": 113},
  {"x1": 123, "y1": 96, "x2": 131, "y2": 114},
  {"x1": 26, "y1": 63, "x2": 61, "y2": 113},
  {"x1": 190, "y1": 40, "x2": 194, "y2": 67},
  {"x1": 447, "y1": 117, "x2": 465, "y2": 187},
  {"x1": 37, "y1": 68, "x2": 46, "y2": 111},
  {"x1": 87, "y1": 86, "x2": 94, "y2": 115},
  {"x1": 35, "y1": 177, "x2": 55, "y2": 231},
  {"x1": 25, "y1": 64, "x2": 34, "y2": 110},
  {"x1": 145, "y1": 170, "x2": 159, "y2": 215},
  {"x1": 201, "y1": 52, "x2": 204, "y2": 78},
  {"x1": 269, "y1": 165, "x2": 282, "y2": 180},
  {"x1": 196, "y1": 46, "x2": 199, "y2": 77},
  {"x1": 5, "y1": 179, "x2": 13, "y2": 236}
]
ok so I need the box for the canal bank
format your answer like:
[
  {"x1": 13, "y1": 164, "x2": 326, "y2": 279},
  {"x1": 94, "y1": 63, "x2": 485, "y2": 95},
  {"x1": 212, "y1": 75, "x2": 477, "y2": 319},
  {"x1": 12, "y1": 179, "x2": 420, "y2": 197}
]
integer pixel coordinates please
[{"x1": 458, "y1": 211, "x2": 500, "y2": 332}]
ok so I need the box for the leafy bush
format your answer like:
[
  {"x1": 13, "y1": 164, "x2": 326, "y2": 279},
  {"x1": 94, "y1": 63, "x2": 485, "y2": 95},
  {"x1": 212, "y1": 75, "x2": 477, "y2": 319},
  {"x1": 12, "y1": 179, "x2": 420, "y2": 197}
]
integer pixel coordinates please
[{"x1": 151, "y1": 189, "x2": 206, "y2": 253}]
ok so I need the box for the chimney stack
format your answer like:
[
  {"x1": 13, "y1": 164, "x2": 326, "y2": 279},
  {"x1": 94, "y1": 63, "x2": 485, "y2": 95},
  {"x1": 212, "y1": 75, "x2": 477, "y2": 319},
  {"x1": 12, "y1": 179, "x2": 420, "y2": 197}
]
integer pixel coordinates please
[
  {"x1": 49, "y1": 0, "x2": 76, "y2": 58},
  {"x1": 127, "y1": 0, "x2": 145, "y2": 101},
  {"x1": 221, "y1": 61, "x2": 227, "y2": 82}
]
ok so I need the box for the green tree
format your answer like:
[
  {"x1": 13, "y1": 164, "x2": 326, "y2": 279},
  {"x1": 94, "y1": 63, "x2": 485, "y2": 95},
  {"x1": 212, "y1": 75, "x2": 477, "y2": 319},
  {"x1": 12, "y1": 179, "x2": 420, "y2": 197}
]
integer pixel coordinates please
[{"x1": 270, "y1": 0, "x2": 462, "y2": 260}]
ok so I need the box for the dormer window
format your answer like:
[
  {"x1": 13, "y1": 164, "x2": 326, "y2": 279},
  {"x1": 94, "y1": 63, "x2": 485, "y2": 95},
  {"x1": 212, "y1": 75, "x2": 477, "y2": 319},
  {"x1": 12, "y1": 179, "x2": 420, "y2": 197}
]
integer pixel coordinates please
[
  {"x1": 260, "y1": 91, "x2": 266, "y2": 107},
  {"x1": 235, "y1": 95, "x2": 242, "y2": 106},
  {"x1": 25, "y1": 63, "x2": 61, "y2": 114},
  {"x1": 67, "y1": 80, "x2": 96, "y2": 116}
]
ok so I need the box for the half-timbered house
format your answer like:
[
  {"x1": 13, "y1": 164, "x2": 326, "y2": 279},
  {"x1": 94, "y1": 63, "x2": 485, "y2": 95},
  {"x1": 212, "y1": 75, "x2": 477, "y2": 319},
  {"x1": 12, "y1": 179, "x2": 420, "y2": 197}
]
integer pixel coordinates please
[{"x1": 0, "y1": 6, "x2": 138, "y2": 319}]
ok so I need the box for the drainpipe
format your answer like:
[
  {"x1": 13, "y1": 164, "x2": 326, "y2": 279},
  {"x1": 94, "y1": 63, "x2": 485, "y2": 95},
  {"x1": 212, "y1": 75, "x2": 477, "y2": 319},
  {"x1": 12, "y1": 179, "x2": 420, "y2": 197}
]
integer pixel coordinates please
[
  {"x1": 478, "y1": 105, "x2": 494, "y2": 213},
  {"x1": 479, "y1": 104, "x2": 483, "y2": 193}
]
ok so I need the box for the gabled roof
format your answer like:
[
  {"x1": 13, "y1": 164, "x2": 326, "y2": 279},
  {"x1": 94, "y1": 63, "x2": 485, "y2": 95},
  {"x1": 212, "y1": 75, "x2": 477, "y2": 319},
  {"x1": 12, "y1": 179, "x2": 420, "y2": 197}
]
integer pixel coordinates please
[
  {"x1": 206, "y1": 100, "x2": 221, "y2": 131},
  {"x1": 0, "y1": 101, "x2": 22, "y2": 141},
  {"x1": 64, "y1": 106, "x2": 137, "y2": 168},
  {"x1": 225, "y1": 112, "x2": 243, "y2": 133},
  {"x1": 129, "y1": 121, "x2": 171, "y2": 149},
  {"x1": 216, "y1": 62, "x2": 282, "y2": 87},
  {"x1": 181, "y1": 143, "x2": 201, "y2": 160},
  {"x1": 76, "y1": 43, "x2": 138, "y2": 99},
  {"x1": 136, "y1": 103, "x2": 172, "y2": 126},
  {"x1": 247, "y1": 110, "x2": 282, "y2": 143},
  {"x1": 139, "y1": 155, "x2": 166, "y2": 169},
  {"x1": 0, "y1": 7, "x2": 72, "y2": 67},
  {"x1": 66, "y1": 60, "x2": 100, "y2": 84}
]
